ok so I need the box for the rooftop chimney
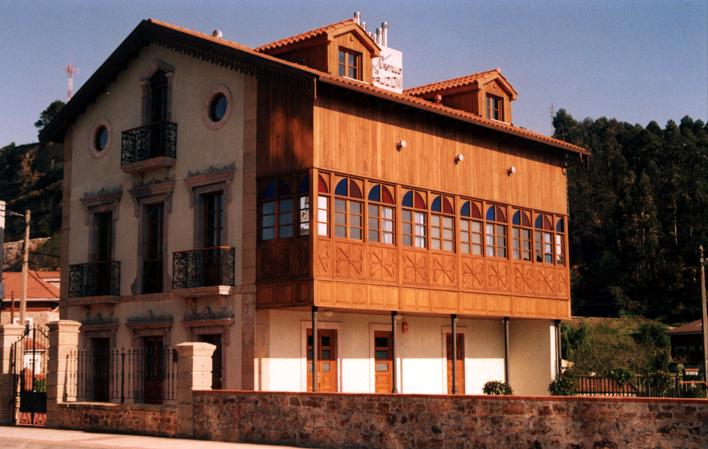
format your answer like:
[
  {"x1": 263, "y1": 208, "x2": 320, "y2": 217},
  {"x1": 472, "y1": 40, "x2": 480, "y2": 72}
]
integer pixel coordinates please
[
  {"x1": 212, "y1": 29, "x2": 223, "y2": 38},
  {"x1": 353, "y1": 11, "x2": 361, "y2": 24}
]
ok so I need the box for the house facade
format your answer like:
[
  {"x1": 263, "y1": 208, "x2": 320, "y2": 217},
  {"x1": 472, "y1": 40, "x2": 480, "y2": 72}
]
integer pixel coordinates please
[{"x1": 40, "y1": 15, "x2": 588, "y2": 399}]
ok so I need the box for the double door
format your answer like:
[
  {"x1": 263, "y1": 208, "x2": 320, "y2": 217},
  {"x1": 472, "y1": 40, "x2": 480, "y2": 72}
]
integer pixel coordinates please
[{"x1": 306, "y1": 329, "x2": 338, "y2": 392}]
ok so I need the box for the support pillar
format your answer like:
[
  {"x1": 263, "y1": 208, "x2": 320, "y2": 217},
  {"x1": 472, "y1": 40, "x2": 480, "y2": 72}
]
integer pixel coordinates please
[
  {"x1": 311, "y1": 306, "x2": 318, "y2": 392},
  {"x1": 555, "y1": 320, "x2": 562, "y2": 377},
  {"x1": 391, "y1": 311, "x2": 398, "y2": 393},
  {"x1": 46, "y1": 320, "x2": 80, "y2": 427},
  {"x1": 0, "y1": 324, "x2": 24, "y2": 424},
  {"x1": 176, "y1": 342, "x2": 215, "y2": 437},
  {"x1": 503, "y1": 317, "x2": 510, "y2": 386},
  {"x1": 451, "y1": 314, "x2": 458, "y2": 394}
]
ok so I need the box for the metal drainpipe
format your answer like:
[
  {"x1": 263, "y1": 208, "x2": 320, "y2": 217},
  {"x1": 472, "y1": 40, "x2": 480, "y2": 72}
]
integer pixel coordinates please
[
  {"x1": 391, "y1": 311, "x2": 398, "y2": 393},
  {"x1": 311, "y1": 305, "x2": 318, "y2": 392},
  {"x1": 451, "y1": 314, "x2": 457, "y2": 394},
  {"x1": 503, "y1": 317, "x2": 510, "y2": 386}
]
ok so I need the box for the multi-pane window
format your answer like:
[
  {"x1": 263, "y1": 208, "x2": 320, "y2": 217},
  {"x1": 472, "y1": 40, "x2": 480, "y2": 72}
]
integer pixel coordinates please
[
  {"x1": 431, "y1": 195, "x2": 455, "y2": 252},
  {"x1": 534, "y1": 213, "x2": 554, "y2": 264},
  {"x1": 297, "y1": 174, "x2": 310, "y2": 236},
  {"x1": 259, "y1": 177, "x2": 294, "y2": 240},
  {"x1": 555, "y1": 217, "x2": 566, "y2": 265},
  {"x1": 460, "y1": 201, "x2": 483, "y2": 255},
  {"x1": 367, "y1": 184, "x2": 395, "y2": 244},
  {"x1": 334, "y1": 177, "x2": 364, "y2": 240},
  {"x1": 317, "y1": 174, "x2": 330, "y2": 236},
  {"x1": 512, "y1": 209, "x2": 532, "y2": 261},
  {"x1": 338, "y1": 48, "x2": 361, "y2": 80},
  {"x1": 486, "y1": 94, "x2": 503, "y2": 121},
  {"x1": 402, "y1": 190, "x2": 427, "y2": 249},
  {"x1": 485, "y1": 205, "x2": 508, "y2": 258}
]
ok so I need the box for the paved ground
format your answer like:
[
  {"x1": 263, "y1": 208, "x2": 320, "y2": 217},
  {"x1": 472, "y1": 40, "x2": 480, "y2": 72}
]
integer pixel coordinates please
[{"x1": 0, "y1": 426, "x2": 306, "y2": 449}]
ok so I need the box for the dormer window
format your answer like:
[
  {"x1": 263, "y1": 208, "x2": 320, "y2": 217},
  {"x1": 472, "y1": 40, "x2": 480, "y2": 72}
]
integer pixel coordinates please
[
  {"x1": 486, "y1": 94, "x2": 503, "y2": 121},
  {"x1": 338, "y1": 48, "x2": 361, "y2": 80}
]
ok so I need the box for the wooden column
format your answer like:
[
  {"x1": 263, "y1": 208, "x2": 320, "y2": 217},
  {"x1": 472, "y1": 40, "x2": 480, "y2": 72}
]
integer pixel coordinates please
[
  {"x1": 311, "y1": 305, "x2": 318, "y2": 392},
  {"x1": 391, "y1": 311, "x2": 398, "y2": 393},
  {"x1": 503, "y1": 317, "x2": 510, "y2": 386},
  {"x1": 451, "y1": 314, "x2": 458, "y2": 394}
]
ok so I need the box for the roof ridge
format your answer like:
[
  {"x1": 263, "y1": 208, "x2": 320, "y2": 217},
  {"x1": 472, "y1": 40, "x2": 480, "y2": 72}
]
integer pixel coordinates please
[
  {"x1": 255, "y1": 17, "x2": 357, "y2": 52},
  {"x1": 404, "y1": 69, "x2": 501, "y2": 95}
]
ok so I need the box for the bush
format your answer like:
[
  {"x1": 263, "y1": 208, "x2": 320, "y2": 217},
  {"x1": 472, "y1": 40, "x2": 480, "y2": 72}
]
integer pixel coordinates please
[
  {"x1": 608, "y1": 367, "x2": 634, "y2": 386},
  {"x1": 549, "y1": 371, "x2": 577, "y2": 396},
  {"x1": 483, "y1": 380, "x2": 512, "y2": 395},
  {"x1": 644, "y1": 371, "x2": 673, "y2": 397}
]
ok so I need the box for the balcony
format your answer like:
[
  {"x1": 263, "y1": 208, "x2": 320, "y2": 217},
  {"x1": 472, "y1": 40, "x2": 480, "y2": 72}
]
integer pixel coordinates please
[
  {"x1": 69, "y1": 261, "x2": 121, "y2": 298},
  {"x1": 121, "y1": 121, "x2": 177, "y2": 173},
  {"x1": 172, "y1": 247, "x2": 235, "y2": 296}
]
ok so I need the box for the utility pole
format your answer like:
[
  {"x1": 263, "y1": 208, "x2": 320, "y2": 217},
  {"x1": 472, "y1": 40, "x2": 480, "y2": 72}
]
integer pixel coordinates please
[{"x1": 699, "y1": 245, "x2": 708, "y2": 396}]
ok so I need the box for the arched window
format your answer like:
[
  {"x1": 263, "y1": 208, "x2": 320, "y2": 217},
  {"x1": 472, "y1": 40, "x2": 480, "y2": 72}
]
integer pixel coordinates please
[
  {"x1": 512, "y1": 209, "x2": 532, "y2": 261},
  {"x1": 317, "y1": 174, "x2": 330, "y2": 236},
  {"x1": 368, "y1": 184, "x2": 395, "y2": 244},
  {"x1": 460, "y1": 200, "x2": 483, "y2": 255},
  {"x1": 297, "y1": 174, "x2": 310, "y2": 236},
  {"x1": 334, "y1": 177, "x2": 364, "y2": 240},
  {"x1": 402, "y1": 190, "x2": 427, "y2": 248},
  {"x1": 555, "y1": 217, "x2": 566, "y2": 265},
  {"x1": 258, "y1": 176, "x2": 293, "y2": 240},
  {"x1": 431, "y1": 195, "x2": 454, "y2": 252},
  {"x1": 534, "y1": 213, "x2": 554, "y2": 264},
  {"x1": 485, "y1": 204, "x2": 508, "y2": 258}
]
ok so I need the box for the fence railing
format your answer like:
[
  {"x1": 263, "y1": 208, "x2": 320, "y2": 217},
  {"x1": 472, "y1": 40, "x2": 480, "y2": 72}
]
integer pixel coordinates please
[
  {"x1": 121, "y1": 121, "x2": 177, "y2": 166},
  {"x1": 574, "y1": 374, "x2": 707, "y2": 398},
  {"x1": 173, "y1": 246, "x2": 235, "y2": 289},
  {"x1": 67, "y1": 347, "x2": 177, "y2": 404},
  {"x1": 68, "y1": 261, "x2": 121, "y2": 298}
]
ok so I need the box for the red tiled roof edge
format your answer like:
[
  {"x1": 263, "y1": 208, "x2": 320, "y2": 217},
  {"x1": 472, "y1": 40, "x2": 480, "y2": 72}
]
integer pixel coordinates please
[
  {"x1": 255, "y1": 18, "x2": 357, "y2": 52},
  {"x1": 404, "y1": 69, "x2": 501, "y2": 96}
]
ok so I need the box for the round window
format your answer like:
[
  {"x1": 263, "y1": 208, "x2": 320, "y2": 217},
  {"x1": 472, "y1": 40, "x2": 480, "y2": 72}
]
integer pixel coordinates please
[
  {"x1": 209, "y1": 93, "x2": 228, "y2": 122},
  {"x1": 94, "y1": 126, "x2": 109, "y2": 152}
]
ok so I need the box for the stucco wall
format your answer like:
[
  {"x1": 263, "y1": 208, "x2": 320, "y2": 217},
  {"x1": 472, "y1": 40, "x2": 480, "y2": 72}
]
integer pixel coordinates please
[
  {"x1": 193, "y1": 391, "x2": 708, "y2": 449},
  {"x1": 258, "y1": 309, "x2": 555, "y2": 395}
]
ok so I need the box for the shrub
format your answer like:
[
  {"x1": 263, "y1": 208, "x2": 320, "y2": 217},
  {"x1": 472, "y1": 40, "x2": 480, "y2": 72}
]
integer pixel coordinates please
[
  {"x1": 608, "y1": 367, "x2": 634, "y2": 386},
  {"x1": 549, "y1": 371, "x2": 577, "y2": 396},
  {"x1": 644, "y1": 371, "x2": 673, "y2": 397},
  {"x1": 483, "y1": 380, "x2": 513, "y2": 395}
]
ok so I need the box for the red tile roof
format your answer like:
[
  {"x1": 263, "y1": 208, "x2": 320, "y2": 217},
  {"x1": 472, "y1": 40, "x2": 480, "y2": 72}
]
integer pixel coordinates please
[
  {"x1": 2, "y1": 271, "x2": 60, "y2": 300},
  {"x1": 255, "y1": 18, "x2": 357, "y2": 53},
  {"x1": 667, "y1": 320, "x2": 703, "y2": 335},
  {"x1": 405, "y1": 69, "x2": 502, "y2": 96}
]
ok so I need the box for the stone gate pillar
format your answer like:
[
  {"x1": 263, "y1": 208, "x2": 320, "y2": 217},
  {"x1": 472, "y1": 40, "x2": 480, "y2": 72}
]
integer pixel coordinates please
[
  {"x1": 46, "y1": 320, "x2": 80, "y2": 427},
  {"x1": 0, "y1": 324, "x2": 24, "y2": 424},
  {"x1": 176, "y1": 342, "x2": 215, "y2": 437}
]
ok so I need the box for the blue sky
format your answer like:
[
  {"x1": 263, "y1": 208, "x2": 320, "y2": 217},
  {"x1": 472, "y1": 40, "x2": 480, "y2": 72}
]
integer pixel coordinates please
[{"x1": 0, "y1": 0, "x2": 706, "y2": 145}]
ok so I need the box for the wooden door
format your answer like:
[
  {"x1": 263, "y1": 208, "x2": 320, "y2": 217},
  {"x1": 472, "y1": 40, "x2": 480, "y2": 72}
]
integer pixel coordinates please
[
  {"x1": 374, "y1": 331, "x2": 393, "y2": 393},
  {"x1": 446, "y1": 333, "x2": 465, "y2": 394},
  {"x1": 306, "y1": 329, "x2": 338, "y2": 392},
  {"x1": 142, "y1": 336, "x2": 164, "y2": 404}
]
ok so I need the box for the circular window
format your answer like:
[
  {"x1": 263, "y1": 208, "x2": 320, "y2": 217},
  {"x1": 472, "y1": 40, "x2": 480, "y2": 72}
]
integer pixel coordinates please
[
  {"x1": 209, "y1": 93, "x2": 228, "y2": 122},
  {"x1": 94, "y1": 125, "x2": 108, "y2": 152}
]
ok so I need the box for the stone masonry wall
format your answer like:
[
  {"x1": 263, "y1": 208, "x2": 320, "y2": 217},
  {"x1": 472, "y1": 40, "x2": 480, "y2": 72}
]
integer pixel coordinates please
[
  {"x1": 193, "y1": 391, "x2": 708, "y2": 449},
  {"x1": 54, "y1": 403, "x2": 177, "y2": 437}
]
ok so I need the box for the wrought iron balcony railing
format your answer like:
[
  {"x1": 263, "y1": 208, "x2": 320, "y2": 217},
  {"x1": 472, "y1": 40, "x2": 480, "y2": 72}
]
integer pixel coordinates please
[
  {"x1": 172, "y1": 247, "x2": 235, "y2": 290},
  {"x1": 121, "y1": 121, "x2": 177, "y2": 166},
  {"x1": 69, "y1": 261, "x2": 121, "y2": 298}
]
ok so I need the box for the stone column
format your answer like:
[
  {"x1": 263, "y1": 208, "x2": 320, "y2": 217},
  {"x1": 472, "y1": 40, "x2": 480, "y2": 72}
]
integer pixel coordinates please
[
  {"x1": 176, "y1": 342, "x2": 215, "y2": 437},
  {"x1": 46, "y1": 320, "x2": 80, "y2": 427},
  {"x1": 0, "y1": 324, "x2": 24, "y2": 424}
]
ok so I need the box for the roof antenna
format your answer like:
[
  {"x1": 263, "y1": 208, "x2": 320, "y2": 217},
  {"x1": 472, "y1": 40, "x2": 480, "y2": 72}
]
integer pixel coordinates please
[{"x1": 65, "y1": 64, "x2": 79, "y2": 101}]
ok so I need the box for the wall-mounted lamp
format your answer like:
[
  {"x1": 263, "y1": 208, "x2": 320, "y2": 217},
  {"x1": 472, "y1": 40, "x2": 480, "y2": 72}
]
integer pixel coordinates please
[
  {"x1": 454, "y1": 154, "x2": 464, "y2": 164},
  {"x1": 324, "y1": 310, "x2": 334, "y2": 318},
  {"x1": 396, "y1": 139, "x2": 407, "y2": 151},
  {"x1": 507, "y1": 166, "x2": 517, "y2": 176},
  {"x1": 401, "y1": 320, "x2": 409, "y2": 334}
]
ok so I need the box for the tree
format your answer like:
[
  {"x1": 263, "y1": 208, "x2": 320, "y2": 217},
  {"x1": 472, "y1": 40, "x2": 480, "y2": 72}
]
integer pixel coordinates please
[{"x1": 34, "y1": 100, "x2": 65, "y2": 134}]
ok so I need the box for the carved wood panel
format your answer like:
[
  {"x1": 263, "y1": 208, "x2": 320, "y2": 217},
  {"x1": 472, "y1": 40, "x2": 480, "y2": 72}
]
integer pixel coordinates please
[
  {"x1": 431, "y1": 254, "x2": 457, "y2": 288},
  {"x1": 316, "y1": 238, "x2": 332, "y2": 277},
  {"x1": 402, "y1": 250, "x2": 429, "y2": 285},
  {"x1": 485, "y1": 260, "x2": 510, "y2": 292},
  {"x1": 368, "y1": 246, "x2": 398, "y2": 283},
  {"x1": 333, "y1": 241, "x2": 366, "y2": 280},
  {"x1": 461, "y1": 257, "x2": 486, "y2": 291}
]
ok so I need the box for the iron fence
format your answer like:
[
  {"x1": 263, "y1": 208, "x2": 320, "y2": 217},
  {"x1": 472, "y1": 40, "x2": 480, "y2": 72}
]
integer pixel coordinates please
[
  {"x1": 574, "y1": 374, "x2": 707, "y2": 398},
  {"x1": 67, "y1": 347, "x2": 177, "y2": 404},
  {"x1": 173, "y1": 246, "x2": 235, "y2": 289},
  {"x1": 68, "y1": 261, "x2": 120, "y2": 297},
  {"x1": 121, "y1": 121, "x2": 177, "y2": 165}
]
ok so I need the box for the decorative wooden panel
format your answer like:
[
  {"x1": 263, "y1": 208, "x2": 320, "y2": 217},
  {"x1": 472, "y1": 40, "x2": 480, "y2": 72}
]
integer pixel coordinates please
[
  {"x1": 461, "y1": 257, "x2": 486, "y2": 290},
  {"x1": 431, "y1": 254, "x2": 457, "y2": 288},
  {"x1": 257, "y1": 239, "x2": 311, "y2": 281},
  {"x1": 256, "y1": 281, "x2": 312, "y2": 308},
  {"x1": 485, "y1": 260, "x2": 511, "y2": 293},
  {"x1": 333, "y1": 241, "x2": 365, "y2": 280},
  {"x1": 401, "y1": 250, "x2": 429, "y2": 286},
  {"x1": 368, "y1": 246, "x2": 397, "y2": 283},
  {"x1": 316, "y1": 238, "x2": 332, "y2": 277}
]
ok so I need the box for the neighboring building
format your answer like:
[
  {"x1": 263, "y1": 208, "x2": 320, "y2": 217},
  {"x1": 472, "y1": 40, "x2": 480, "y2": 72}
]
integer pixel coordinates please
[
  {"x1": 668, "y1": 320, "x2": 705, "y2": 374},
  {"x1": 40, "y1": 14, "x2": 588, "y2": 399},
  {"x1": 0, "y1": 271, "x2": 60, "y2": 327}
]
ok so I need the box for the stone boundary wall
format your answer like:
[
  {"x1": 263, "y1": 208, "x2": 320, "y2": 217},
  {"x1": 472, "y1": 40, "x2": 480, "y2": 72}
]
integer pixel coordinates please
[
  {"x1": 193, "y1": 391, "x2": 708, "y2": 449},
  {"x1": 54, "y1": 403, "x2": 177, "y2": 437}
]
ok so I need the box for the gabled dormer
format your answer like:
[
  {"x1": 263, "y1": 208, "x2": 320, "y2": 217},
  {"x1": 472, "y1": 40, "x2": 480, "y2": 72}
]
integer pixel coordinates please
[
  {"x1": 256, "y1": 19, "x2": 380, "y2": 83},
  {"x1": 404, "y1": 69, "x2": 518, "y2": 123}
]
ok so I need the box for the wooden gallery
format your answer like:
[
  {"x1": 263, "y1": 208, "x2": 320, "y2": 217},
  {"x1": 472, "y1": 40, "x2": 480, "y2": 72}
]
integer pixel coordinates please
[{"x1": 40, "y1": 14, "x2": 588, "y2": 399}]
